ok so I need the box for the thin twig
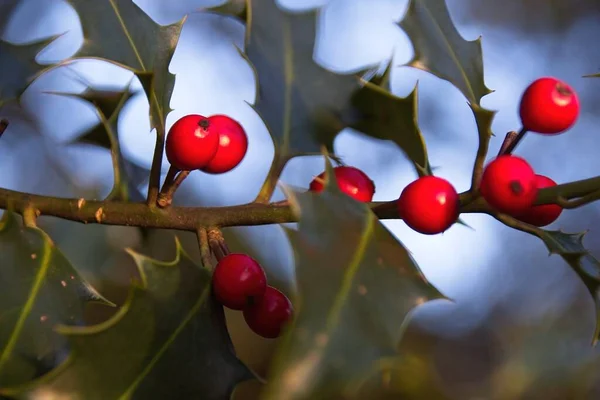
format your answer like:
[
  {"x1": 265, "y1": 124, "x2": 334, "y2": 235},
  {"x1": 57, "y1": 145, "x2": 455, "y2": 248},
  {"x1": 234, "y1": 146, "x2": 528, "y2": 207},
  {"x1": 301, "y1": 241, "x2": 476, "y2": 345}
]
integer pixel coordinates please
[
  {"x1": 2, "y1": 173, "x2": 600, "y2": 230},
  {"x1": 254, "y1": 152, "x2": 288, "y2": 204},
  {"x1": 22, "y1": 207, "x2": 39, "y2": 228},
  {"x1": 196, "y1": 227, "x2": 214, "y2": 271},
  {"x1": 556, "y1": 189, "x2": 600, "y2": 209},
  {"x1": 498, "y1": 127, "x2": 528, "y2": 156},
  {"x1": 159, "y1": 165, "x2": 179, "y2": 194},
  {"x1": 157, "y1": 170, "x2": 191, "y2": 208},
  {"x1": 497, "y1": 131, "x2": 518, "y2": 156},
  {"x1": 146, "y1": 126, "x2": 166, "y2": 207}
]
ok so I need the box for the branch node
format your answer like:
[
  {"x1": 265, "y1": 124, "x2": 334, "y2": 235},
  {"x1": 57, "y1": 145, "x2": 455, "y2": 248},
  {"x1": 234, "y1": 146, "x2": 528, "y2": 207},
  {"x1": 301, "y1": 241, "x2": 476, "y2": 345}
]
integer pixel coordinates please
[
  {"x1": 207, "y1": 227, "x2": 230, "y2": 261},
  {"x1": 157, "y1": 170, "x2": 190, "y2": 208},
  {"x1": 22, "y1": 206, "x2": 39, "y2": 228},
  {"x1": 94, "y1": 207, "x2": 104, "y2": 223}
]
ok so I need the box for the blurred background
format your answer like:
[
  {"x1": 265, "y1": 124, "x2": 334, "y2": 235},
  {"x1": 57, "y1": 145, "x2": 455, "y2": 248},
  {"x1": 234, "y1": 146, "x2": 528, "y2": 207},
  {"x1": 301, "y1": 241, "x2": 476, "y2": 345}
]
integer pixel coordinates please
[{"x1": 1, "y1": 0, "x2": 600, "y2": 398}]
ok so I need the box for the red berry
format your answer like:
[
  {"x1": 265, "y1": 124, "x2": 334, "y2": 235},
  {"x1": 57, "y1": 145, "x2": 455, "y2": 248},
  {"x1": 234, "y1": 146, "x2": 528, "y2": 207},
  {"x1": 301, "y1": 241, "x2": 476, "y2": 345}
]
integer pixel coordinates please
[
  {"x1": 480, "y1": 155, "x2": 538, "y2": 215},
  {"x1": 515, "y1": 174, "x2": 562, "y2": 227},
  {"x1": 519, "y1": 77, "x2": 579, "y2": 134},
  {"x1": 243, "y1": 286, "x2": 293, "y2": 339},
  {"x1": 165, "y1": 114, "x2": 220, "y2": 171},
  {"x1": 397, "y1": 176, "x2": 460, "y2": 235},
  {"x1": 212, "y1": 253, "x2": 267, "y2": 310},
  {"x1": 309, "y1": 166, "x2": 375, "y2": 202},
  {"x1": 201, "y1": 115, "x2": 248, "y2": 174}
]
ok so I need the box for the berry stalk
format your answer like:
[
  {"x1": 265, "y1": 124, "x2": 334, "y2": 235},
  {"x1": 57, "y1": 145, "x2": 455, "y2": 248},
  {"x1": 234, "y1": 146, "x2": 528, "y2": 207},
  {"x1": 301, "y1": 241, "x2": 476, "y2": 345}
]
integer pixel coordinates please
[
  {"x1": 498, "y1": 127, "x2": 528, "y2": 156},
  {"x1": 157, "y1": 170, "x2": 191, "y2": 208}
]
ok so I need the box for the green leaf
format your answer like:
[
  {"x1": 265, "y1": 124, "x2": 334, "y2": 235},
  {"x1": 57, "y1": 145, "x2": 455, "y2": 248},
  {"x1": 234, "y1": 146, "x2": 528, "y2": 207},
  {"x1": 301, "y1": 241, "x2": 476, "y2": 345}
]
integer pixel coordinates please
[
  {"x1": 0, "y1": 211, "x2": 113, "y2": 388},
  {"x1": 261, "y1": 161, "x2": 446, "y2": 400},
  {"x1": 242, "y1": 0, "x2": 367, "y2": 160},
  {"x1": 583, "y1": 73, "x2": 600, "y2": 78},
  {"x1": 350, "y1": 63, "x2": 431, "y2": 174},
  {"x1": 537, "y1": 229, "x2": 600, "y2": 345},
  {"x1": 0, "y1": 36, "x2": 57, "y2": 111},
  {"x1": 3, "y1": 237, "x2": 254, "y2": 399},
  {"x1": 65, "y1": 0, "x2": 185, "y2": 132},
  {"x1": 50, "y1": 85, "x2": 146, "y2": 201},
  {"x1": 399, "y1": 0, "x2": 492, "y2": 105}
]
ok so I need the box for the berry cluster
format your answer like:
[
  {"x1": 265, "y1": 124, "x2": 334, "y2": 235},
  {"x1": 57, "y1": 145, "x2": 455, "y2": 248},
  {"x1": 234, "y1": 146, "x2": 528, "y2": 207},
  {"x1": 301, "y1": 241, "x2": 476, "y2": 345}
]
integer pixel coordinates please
[
  {"x1": 212, "y1": 253, "x2": 293, "y2": 339},
  {"x1": 305, "y1": 76, "x2": 579, "y2": 235},
  {"x1": 166, "y1": 114, "x2": 248, "y2": 174}
]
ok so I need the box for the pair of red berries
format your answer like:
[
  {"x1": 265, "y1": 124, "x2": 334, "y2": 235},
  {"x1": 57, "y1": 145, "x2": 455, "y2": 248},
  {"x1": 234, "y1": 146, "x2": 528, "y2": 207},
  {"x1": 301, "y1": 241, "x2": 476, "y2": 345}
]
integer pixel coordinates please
[
  {"x1": 480, "y1": 155, "x2": 562, "y2": 226},
  {"x1": 307, "y1": 165, "x2": 460, "y2": 235},
  {"x1": 166, "y1": 114, "x2": 248, "y2": 174},
  {"x1": 212, "y1": 253, "x2": 293, "y2": 339}
]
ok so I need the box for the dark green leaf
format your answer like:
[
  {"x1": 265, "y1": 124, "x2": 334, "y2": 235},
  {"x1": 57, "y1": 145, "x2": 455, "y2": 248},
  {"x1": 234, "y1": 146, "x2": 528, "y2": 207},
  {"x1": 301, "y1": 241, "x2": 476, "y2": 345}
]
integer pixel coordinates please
[
  {"x1": 66, "y1": 0, "x2": 185, "y2": 132},
  {"x1": 51, "y1": 86, "x2": 146, "y2": 201},
  {"x1": 399, "y1": 0, "x2": 492, "y2": 105},
  {"x1": 0, "y1": 36, "x2": 57, "y2": 111},
  {"x1": 261, "y1": 161, "x2": 446, "y2": 400},
  {"x1": 0, "y1": 211, "x2": 112, "y2": 387},
  {"x1": 350, "y1": 63, "x2": 431, "y2": 174},
  {"x1": 538, "y1": 229, "x2": 600, "y2": 344},
  {"x1": 243, "y1": 0, "x2": 367, "y2": 158},
  {"x1": 3, "y1": 237, "x2": 254, "y2": 399}
]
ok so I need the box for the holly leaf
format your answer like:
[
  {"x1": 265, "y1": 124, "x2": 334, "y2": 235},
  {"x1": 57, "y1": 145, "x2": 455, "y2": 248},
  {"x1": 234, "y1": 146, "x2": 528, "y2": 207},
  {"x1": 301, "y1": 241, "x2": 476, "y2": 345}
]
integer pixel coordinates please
[
  {"x1": 350, "y1": 63, "x2": 431, "y2": 175},
  {"x1": 0, "y1": 211, "x2": 113, "y2": 388},
  {"x1": 537, "y1": 229, "x2": 600, "y2": 345},
  {"x1": 3, "y1": 237, "x2": 254, "y2": 399},
  {"x1": 261, "y1": 161, "x2": 446, "y2": 400},
  {"x1": 0, "y1": 36, "x2": 57, "y2": 112},
  {"x1": 399, "y1": 0, "x2": 492, "y2": 105},
  {"x1": 241, "y1": 0, "x2": 367, "y2": 161},
  {"x1": 65, "y1": 0, "x2": 185, "y2": 132},
  {"x1": 50, "y1": 85, "x2": 146, "y2": 201}
]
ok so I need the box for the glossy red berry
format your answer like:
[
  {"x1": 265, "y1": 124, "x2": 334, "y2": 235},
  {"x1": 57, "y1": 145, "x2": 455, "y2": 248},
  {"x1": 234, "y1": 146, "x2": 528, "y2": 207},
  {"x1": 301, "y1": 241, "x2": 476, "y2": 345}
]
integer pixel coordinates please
[
  {"x1": 165, "y1": 114, "x2": 220, "y2": 171},
  {"x1": 397, "y1": 176, "x2": 460, "y2": 235},
  {"x1": 480, "y1": 155, "x2": 538, "y2": 215},
  {"x1": 201, "y1": 115, "x2": 248, "y2": 174},
  {"x1": 515, "y1": 174, "x2": 562, "y2": 227},
  {"x1": 212, "y1": 253, "x2": 267, "y2": 310},
  {"x1": 309, "y1": 166, "x2": 375, "y2": 202},
  {"x1": 519, "y1": 77, "x2": 579, "y2": 134},
  {"x1": 243, "y1": 286, "x2": 293, "y2": 339}
]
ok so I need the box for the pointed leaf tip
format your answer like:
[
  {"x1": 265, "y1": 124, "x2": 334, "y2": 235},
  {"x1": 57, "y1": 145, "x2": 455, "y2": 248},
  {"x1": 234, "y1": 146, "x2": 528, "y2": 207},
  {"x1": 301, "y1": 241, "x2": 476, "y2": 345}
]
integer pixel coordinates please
[
  {"x1": 246, "y1": 0, "x2": 364, "y2": 159},
  {"x1": 538, "y1": 230, "x2": 600, "y2": 344},
  {"x1": 0, "y1": 211, "x2": 112, "y2": 387},
  {"x1": 399, "y1": 0, "x2": 492, "y2": 105},
  {"x1": 8, "y1": 232, "x2": 253, "y2": 398}
]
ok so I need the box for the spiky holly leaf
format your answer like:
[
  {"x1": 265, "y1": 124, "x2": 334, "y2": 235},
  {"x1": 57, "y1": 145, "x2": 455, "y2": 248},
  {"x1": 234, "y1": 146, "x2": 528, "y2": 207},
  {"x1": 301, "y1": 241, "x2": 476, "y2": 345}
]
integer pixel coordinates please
[
  {"x1": 537, "y1": 229, "x2": 600, "y2": 345},
  {"x1": 261, "y1": 160, "x2": 446, "y2": 400},
  {"x1": 65, "y1": 0, "x2": 185, "y2": 132},
  {"x1": 350, "y1": 63, "x2": 431, "y2": 175},
  {"x1": 0, "y1": 35, "x2": 57, "y2": 113},
  {"x1": 3, "y1": 238, "x2": 254, "y2": 399},
  {"x1": 239, "y1": 0, "x2": 366, "y2": 160},
  {"x1": 399, "y1": 0, "x2": 492, "y2": 105},
  {"x1": 50, "y1": 86, "x2": 146, "y2": 201},
  {"x1": 0, "y1": 211, "x2": 112, "y2": 388}
]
